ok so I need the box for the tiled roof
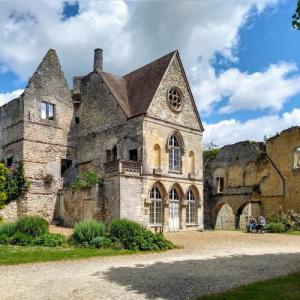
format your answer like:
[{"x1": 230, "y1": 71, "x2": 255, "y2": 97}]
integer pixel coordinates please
[{"x1": 98, "y1": 51, "x2": 176, "y2": 118}]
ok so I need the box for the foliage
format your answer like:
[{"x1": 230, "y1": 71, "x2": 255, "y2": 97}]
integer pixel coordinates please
[
  {"x1": 10, "y1": 232, "x2": 32, "y2": 246},
  {"x1": 203, "y1": 143, "x2": 220, "y2": 160},
  {"x1": 0, "y1": 162, "x2": 30, "y2": 210},
  {"x1": 267, "y1": 222, "x2": 286, "y2": 233},
  {"x1": 266, "y1": 210, "x2": 300, "y2": 232},
  {"x1": 71, "y1": 171, "x2": 102, "y2": 190},
  {"x1": 16, "y1": 216, "x2": 49, "y2": 237},
  {"x1": 0, "y1": 234, "x2": 10, "y2": 245},
  {"x1": 0, "y1": 222, "x2": 17, "y2": 237},
  {"x1": 72, "y1": 220, "x2": 106, "y2": 245},
  {"x1": 110, "y1": 219, "x2": 174, "y2": 251},
  {"x1": 200, "y1": 272, "x2": 300, "y2": 300},
  {"x1": 0, "y1": 164, "x2": 9, "y2": 209},
  {"x1": 33, "y1": 233, "x2": 66, "y2": 247},
  {"x1": 292, "y1": 0, "x2": 300, "y2": 30},
  {"x1": 90, "y1": 236, "x2": 112, "y2": 248}
]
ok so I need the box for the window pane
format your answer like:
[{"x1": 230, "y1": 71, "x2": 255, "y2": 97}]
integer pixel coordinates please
[
  {"x1": 41, "y1": 102, "x2": 47, "y2": 119},
  {"x1": 48, "y1": 103, "x2": 54, "y2": 120}
]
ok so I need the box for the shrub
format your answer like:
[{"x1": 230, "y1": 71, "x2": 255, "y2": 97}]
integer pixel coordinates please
[
  {"x1": 10, "y1": 232, "x2": 32, "y2": 245},
  {"x1": 268, "y1": 222, "x2": 286, "y2": 233},
  {"x1": 72, "y1": 220, "x2": 106, "y2": 245},
  {"x1": 33, "y1": 233, "x2": 66, "y2": 247},
  {"x1": 90, "y1": 236, "x2": 112, "y2": 248},
  {"x1": 110, "y1": 219, "x2": 174, "y2": 251},
  {"x1": 0, "y1": 234, "x2": 9, "y2": 245},
  {"x1": 0, "y1": 222, "x2": 16, "y2": 237},
  {"x1": 71, "y1": 171, "x2": 102, "y2": 190},
  {"x1": 16, "y1": 216, "x2": 48, "y2": 237}
]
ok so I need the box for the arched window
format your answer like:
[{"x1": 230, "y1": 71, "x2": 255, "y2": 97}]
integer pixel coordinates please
[
  {"x1": 169, "y1": 135, "x2": 181, "y2": 171},
  {"x1": 294, "y1": 147, "x2": 300, "y2": 169},
  {"x1": 154, "y1": 144, "x2": 161, "y2": 169},
  {"x1": 189, "y1": 151, "x2": 195, "y2": 174},
  {"x1": 149, "y1": 186, "x2": 162, "y2": 225},
  {"x1": 186, "y1": 189, "x2": 196, "y2": 224},
  {"x1": 169, "y1": 187, "x2": 179, "y2": 201}
]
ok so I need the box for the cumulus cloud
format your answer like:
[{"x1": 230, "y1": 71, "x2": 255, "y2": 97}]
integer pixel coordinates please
[
  {"x1": 195, "y1": 62, "x2": 300, "y2": 114},
  {"x1": 203, "y1": 108, "x2": 300, "y2": 146},
  {"x1": 0, "y1": 89, "x2": 23, "y2": 106},
  {"x1": 0, "y1": 0, "x2": 278, "y2": 82}
]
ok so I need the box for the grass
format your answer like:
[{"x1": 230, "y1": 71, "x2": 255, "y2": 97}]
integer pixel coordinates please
[
  {"x1": 285, "y1": 231, "x2": 300, "y2": 236},
  {"x1": 200, "y1": 272, "x2": 300, "y2": 300},
  {"x1": 0, "y1": 245, "x2": 137, "y2": 265}
]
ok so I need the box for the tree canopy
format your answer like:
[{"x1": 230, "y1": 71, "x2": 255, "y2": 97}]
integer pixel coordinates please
[{"x1": 292, "y1": 0, "x2": 300, "y2": 30}]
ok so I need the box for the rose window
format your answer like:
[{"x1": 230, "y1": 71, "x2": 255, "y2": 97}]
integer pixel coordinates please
[{"x1": 167, "y1": 88, "x2": 182, "y2": 110}]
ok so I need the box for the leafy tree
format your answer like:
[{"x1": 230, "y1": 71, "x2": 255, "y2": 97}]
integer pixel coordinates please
[
  {"x1": 292, "y1": 0, "x2": 300, "y2": 30},
  {"x1": 0, "y1": 164, "x2": 9, "y2": 209},
  {"x1": 203, "y1": 142, "x2": 220, "y2": 160}
]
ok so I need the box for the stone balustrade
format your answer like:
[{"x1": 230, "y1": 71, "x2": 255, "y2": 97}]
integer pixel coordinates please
[{"x1": 104, "y1": 160, "x2": 142, "y2": 177}]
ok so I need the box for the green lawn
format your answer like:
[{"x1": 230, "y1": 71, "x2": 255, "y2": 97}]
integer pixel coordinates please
[
  {"x1": 200, "y1": 272, "x2": 300, "y2": 300},
  {"x1": 0, "y1": 245, "x2": 137, "y2": 265}
]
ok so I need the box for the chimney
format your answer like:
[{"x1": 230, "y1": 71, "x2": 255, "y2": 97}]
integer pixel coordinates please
[{"x1": 94, "y1": 48, "x2": 103, "y2": 71}]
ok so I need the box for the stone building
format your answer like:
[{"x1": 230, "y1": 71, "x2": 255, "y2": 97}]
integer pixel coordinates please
[
  {"x1": 204, "y1": 127, "x2": 300, "y2": 229},
  {"x1": 0, "y1": 48, "x2": 204, "y2": 231}
]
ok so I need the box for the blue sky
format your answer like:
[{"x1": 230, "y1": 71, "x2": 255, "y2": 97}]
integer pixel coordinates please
[{"x1": 0, "y1": 0, "x2": 299, "y2": 146}]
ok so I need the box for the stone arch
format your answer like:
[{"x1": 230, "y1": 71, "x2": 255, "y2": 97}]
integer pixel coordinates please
[
  {"x1": 189, "y1": 151, "x2": 195, "y2": 174},
  {"x1": 153, "y1": 144, "x2": 161, "y2": 170},
  {"x1": 150, "y1": 181, "x2": 167, "y2": 200},
  {"x1": 185, "y1": 184, "x2": 200, "y2": 204},
  {"x1": 215, "y1": 202, "x2": 235, "y2": 230},
  {"x1": 236, "y1": 200, "x2": 261, "y2": 229},
  {"x1": 168, "y1": 183, "x2": 185, "y2": 203}
]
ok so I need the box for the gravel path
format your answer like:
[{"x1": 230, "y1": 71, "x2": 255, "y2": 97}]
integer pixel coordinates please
[{"x1": 1, "y1": 231, "x2": 300, "y2": 300}]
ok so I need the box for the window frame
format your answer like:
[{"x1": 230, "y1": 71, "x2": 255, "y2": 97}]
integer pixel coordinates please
[
  {"x1": 216, "y1": 177, "x2": 225, "y2": 194},
  {"x1": 41, "y1": 101, "x2": 55, "y2": 121},
  {"x1": 149, "y1": 186, "x2": 163, "y2": 226},
  {"x1": 294, "y1": 147, "x2": 300, "y2": 169},
  {"x1": 168, "y1": 135, "x2": 181, "y2": 172},
  {"x1": 185, "y1": 189, "x2": 196, "y2": 224}
]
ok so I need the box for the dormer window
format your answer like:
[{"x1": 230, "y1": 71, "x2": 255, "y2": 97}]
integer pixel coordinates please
[
  {"x1": 294, "y1": 147, "x2": 300, "y2": 169},
  {"x1": 41, "y1": 102, "x2": 55, "y2": 120}
]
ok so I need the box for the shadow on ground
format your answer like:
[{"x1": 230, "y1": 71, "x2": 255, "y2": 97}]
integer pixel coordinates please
[{"x1": 101, "y1": 253, "x2": 300, "y2": 300}]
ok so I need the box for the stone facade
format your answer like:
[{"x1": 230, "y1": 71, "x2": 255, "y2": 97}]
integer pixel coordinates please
[
  {"x1": 0, "y1": 49, "x2": 204, "y2": 231},
  {"x1": 204, "y1": 127, "x2": 300, "y2": 229}
]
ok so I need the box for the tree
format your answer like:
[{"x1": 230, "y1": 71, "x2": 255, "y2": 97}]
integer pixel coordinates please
[
  {"x1": 0, "y1": 164, "x2": 9, "y2": 209},
  {"x1": 292, "y1": 0, "x2": 300, "y2": 30}
]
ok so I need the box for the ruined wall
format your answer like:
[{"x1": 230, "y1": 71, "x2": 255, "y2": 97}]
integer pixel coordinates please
[
  {"x1": 20, "y1": 49, "x2": 75, "y2": 221},
  {"x1": 266, "y1": 127, "x2": 300, "y2": 213}
]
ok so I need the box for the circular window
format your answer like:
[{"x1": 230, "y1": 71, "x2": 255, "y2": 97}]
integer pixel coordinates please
[{"x1": 167, "y1": 87, "x2": 182, "y2": 111}]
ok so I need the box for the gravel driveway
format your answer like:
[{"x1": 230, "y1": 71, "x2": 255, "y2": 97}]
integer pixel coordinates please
[{"x1": 1, "y1": 231, "x2": 300, "y2": 300}]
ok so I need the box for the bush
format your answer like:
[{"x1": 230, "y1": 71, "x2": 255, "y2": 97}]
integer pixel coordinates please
[
  {"x1": 16, "y1": 216, "x2": 48, "y2": 237},
  {"x1": 110, "y1": 219, "x2": 174, "y2": 251},
  {"x1": 10, "y1": 232, "x2": 32, "y2": 245},
  {"x1": 72, "y1": 220, "x2": 106, "y2": 245},
  {"x1": 0, "y1": 222, "x2": 16, "y2": 237},
  {"x1": 71, "y1": 171, "x2": 102, "y2": 190},
  {"x1": 268, "y1": 222, "x2": 286, "y2": 233},
  {"x1": 33, "y1": 233, "x2": 66, "y2": 247},
  {"x1": 90, "y1": 236, "x2": 112, "y2": 248},
  {"x1": 0, "y1": 234, "x2": 10, "y2": 245}
]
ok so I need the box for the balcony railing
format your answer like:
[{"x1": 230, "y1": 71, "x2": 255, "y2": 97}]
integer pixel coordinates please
[{"x1": 104, "y1": 160, "x2": 142, "y2": 177}]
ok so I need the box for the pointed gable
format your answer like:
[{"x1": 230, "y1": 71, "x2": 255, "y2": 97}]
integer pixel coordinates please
[{"x1": 123, "y1": 51, "x2": 176, "y2": 117}]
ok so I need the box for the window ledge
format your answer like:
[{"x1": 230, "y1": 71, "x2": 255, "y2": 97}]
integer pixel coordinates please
[
  {"x1": 168, "y1": 170, "x2": 181, "y2": 174},
  {"x1": 185, "y1": 223, "x2": 198, "y2": 227}
]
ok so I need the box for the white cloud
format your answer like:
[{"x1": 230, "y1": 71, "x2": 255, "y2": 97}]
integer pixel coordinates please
[
  {"x1": 0, "y1": 0, "x2": 278, "y2": 83},
  {"x1": 0, "y1": 89, "x2": 23, "y2": 106},
  {"x1": 203, "y1": 108, "x2": 300, "y2": 146},
  {"x1": 195, "y1": 62, "x2": 300, "y2": 115}
]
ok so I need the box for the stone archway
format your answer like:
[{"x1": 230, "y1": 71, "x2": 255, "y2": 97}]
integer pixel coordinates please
[
  {"x1": 215, "y1": 202, "x2": 235, "y2": 230},
  {"x1": 236, "y1": 201, "x2": 261, "y2": 229}
]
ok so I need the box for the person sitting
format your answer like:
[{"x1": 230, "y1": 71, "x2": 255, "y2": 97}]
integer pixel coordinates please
[
  {"x1": 247, "y1": 216, "x2": 257, "y2": 232},
  {"x1": 256, "y1": 216, "x2": 266, "y2": 232}
]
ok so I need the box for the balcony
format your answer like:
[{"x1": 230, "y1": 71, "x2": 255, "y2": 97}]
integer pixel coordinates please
[{"x1": 104, "y1": 160, "x2": 142, "y2": 177}]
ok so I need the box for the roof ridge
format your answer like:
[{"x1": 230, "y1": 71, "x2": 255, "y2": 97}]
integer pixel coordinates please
[{"x1": 123, "y1": 50, "x2": 177, "y2": 78}]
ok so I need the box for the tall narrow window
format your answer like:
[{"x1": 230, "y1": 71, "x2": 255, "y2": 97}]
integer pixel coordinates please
[
  {"x1": 169, "y1": 135, "x2": 181, "y2": 171},
  {"x1": 216, "y1": 177, "x2": 225, "y2": 194},
  {"x1": 149, "y1": 186, "x2": 162, "y2": 225},
  {"x1": 186, "y1": 189, "x2": 196, "y2": 224},
  {"x1": 129, "y1": 149, "x2": 138, "y2": 161},
  {"x1": 112, "y1": 146, "x2": 117, "y2": 162},
  {"x1": 6, "y1": 156, "x2": 13, "y2": 168},
  {"x1": 41, "y1": 102, "x2": 55, "y2": 120},
  {"x1": 294, "y1": 147, "x2": 300, "y2": 169}
]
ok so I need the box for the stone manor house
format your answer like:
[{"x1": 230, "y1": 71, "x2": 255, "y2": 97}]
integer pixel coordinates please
[
  {"x1": 0, "y1": 48, "x2": 204, "y2": 231},
  {"x1": 204, "y1": 127, "x2": 300, "y2": 229}
]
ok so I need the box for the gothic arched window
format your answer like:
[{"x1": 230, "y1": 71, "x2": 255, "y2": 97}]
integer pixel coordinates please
[
  {"x1": 186, "y1": 189, "x2": 196, "y2": 224},
  {"x1": 149, "y1": 186, "x2": 162, "y2": 225},
  {"x1": 168, "y1": 134, "x2": 181, "y2": 171}
]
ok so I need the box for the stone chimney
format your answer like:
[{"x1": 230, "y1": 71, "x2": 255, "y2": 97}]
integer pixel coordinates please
[{"x1": 94, "y1": 48, "x2": 103, "y2": 71}]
